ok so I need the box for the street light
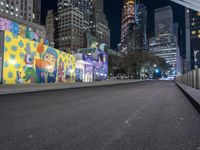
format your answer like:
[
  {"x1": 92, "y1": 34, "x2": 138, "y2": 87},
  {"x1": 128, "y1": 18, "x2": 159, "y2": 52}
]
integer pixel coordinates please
[
  {"x1": 194, "y1": 50, "x2": 199, "y2": 69},
  {"x1": 155, "y1": 68, "x2": 159, "y2": 73}
]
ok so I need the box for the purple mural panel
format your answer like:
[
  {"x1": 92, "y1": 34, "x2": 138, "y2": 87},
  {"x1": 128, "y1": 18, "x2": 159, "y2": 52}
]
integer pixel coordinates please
[
  {"x1": 83, "y1": 48, "x2": 108, "y2": 81},
  {"x1": 0, "y1": 18, "x2": 5, "y2": 31},
  {"x1": 85, "y1": 65, "x2": 93, "y2": 74},
  {"x1": 4, "y1": 19, "x2": 11, "y2": 31}
]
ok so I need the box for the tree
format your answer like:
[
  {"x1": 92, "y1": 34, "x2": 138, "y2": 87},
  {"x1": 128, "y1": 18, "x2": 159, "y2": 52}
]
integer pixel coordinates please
[{"x1": 120, "y1": 50, "x2": 169, "y2": 78}]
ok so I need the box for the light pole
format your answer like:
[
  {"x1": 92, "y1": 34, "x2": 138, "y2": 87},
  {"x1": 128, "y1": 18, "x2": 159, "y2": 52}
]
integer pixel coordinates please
[{"x1": 194, "y1": 50, "x2": 199, "y2": 69}]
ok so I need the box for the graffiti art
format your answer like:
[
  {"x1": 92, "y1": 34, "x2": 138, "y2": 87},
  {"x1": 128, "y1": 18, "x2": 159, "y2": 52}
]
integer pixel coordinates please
[{"x1": 2, "y1": 31, "x2": 76, "y2": 84}]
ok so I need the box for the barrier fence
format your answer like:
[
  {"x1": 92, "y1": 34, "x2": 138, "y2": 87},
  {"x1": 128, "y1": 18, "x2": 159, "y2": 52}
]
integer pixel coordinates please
[{"x1": 176, "y1": 68, "x2": 200, "y2": 90}]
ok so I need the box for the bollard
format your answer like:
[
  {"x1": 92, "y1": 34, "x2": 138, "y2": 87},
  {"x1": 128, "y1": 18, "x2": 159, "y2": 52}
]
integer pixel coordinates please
[
  {"x1": 193, "y1": 70, "x2": 196, "y2": 89},
  {"x1": 189, "y1": 71, "x2": 192, "y2": 87},
  {"x1": 191, "y1": 71, "x2": 193, "y2": 88},
  {"x1": 196, "y1": 68, "x2": 200, "y2": 90},
  {"x1": 184, "y1": 74, "x2": 187, "y2": 85}
]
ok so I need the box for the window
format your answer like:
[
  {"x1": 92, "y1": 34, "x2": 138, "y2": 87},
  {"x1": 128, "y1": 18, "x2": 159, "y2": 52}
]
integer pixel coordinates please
[{"x1": 192, "y1": 31, "x2": 196, "y2": 35}]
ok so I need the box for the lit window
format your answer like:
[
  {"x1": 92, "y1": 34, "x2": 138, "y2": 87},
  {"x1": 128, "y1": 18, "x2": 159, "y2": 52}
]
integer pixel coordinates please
[
  {"x1": 192, "y1": 31, "x2": 196, "y2": 35},
  {"x1": 191, "y1": 22, "x2": 195, "y2": 26}
]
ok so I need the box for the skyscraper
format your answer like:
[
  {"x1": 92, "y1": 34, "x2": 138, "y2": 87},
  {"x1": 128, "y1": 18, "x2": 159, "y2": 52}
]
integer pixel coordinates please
[
  {"x1": 91, "y1": 0, "x2": 110, "y2": 47},
  {"x1": 186, "y1": 9, "x2": 200, "y2": 70},
  {"x1": 48, "y1": 0, "x2": 93, "y2": 52},
  {"x1": 136, "y1": 4, "x2": 148, "y2": 50},
  {"x1": 56, "y1": 6, "x2": 85, "y2": 52},
  {"x1": 57, "y1": 0, "x2": 93, "y2": 32},
  {"x1": 149, "y1": 6, "x2": 181, "y2": 73},
  {"x1": 33, "y1": 0, "x2": 41, "y2": 24},
  {"x1": 0, "y1": 0, "x2": 41, "y2": 24},
  {"x1": 121, "y1": 0, "x2": 135, "y2": 50},
  {"x1": 95, "y1": 0, "x2": 104, "y2": 12},
  {"x1": 46, "y1": 10, "x2": 55, "y2": 47},
  {"x1": 121, "y1": 0, "x2": 147, "y2": 52},
  {"x1": 154, "y1": 6, "x2": 173, "y2": 36},
  {"x1": 46, "y1": 0, "x2": 110, "y2": 51}
]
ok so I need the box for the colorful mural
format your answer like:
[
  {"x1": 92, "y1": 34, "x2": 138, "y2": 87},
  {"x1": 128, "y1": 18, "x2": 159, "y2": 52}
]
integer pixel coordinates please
[
  {"x1": 0, "y1": 17, "x2": 47, "y2": 44},
  {"x1": 2, "y1": 31, "x2": 76, "y2": 84},
  {"x1": 83, "y1": 48, "x2": 108, "y2": 81}
]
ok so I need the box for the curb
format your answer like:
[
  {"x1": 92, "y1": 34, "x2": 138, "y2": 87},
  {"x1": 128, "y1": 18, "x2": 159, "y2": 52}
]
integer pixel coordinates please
[
  {"x1": 0, "y1": 80, "x2": 148, "y2": 96},
  {"x1": 176, "y1": 82, "x2": 200, "y2": 114}
]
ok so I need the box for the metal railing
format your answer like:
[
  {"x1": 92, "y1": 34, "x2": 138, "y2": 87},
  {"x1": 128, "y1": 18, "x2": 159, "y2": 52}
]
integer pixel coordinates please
[{"x1": 176, "y1": 68, "x2": 200, "y2": 90}]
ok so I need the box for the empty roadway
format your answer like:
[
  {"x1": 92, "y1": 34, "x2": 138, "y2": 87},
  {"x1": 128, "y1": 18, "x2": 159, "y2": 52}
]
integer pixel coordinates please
[{"x1": 0, "y1": 81, "x2": 200, "y2": 150}]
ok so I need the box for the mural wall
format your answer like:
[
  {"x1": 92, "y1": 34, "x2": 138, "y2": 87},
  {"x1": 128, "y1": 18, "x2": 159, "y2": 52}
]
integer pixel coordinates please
[
  {"x1": 0, "y1": 17, "x2": 48, "y2": 44},
  {"x1": 83, "y1": 48, "x2": 108, "y2": 81},
  {"x1": 2, "y1": 31, "x2": 75, "y2": 84}
]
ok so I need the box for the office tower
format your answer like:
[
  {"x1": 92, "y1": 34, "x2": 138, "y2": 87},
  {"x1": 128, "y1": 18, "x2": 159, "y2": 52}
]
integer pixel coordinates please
[
  {"x1": 170, "y1": 0, "x2": 200, "y2": 70},
  {"x1": 33, "y1": 0, "x2": 41, "y2": 24},
  {"x1": 149, "y1": 35, "x2": 178, "y2": 66},
  {"x1": 187, "y1": 9, "x2": 200, "y2": 69},
  {"x1": 56, "y1": 6, "x2": 85, "y2": 52},
  {"x1": 0, "y1": 0, "x2": 41, "y2": 24},
  {"x1": 47, "y1": 0, "x2": 110, "y2": 51},
  {"x1": 149, "y1": 6, "x2": 179, "y2": 72},
  {"x1": 57, "y1": 0, "x2": 93, "y2": 32},
  {"x1": 95, "y1": 0, "x2": 104, "y2": 12},
  {"x1": 91, "y1": 0, "x2": 110, "y2": 47},
  {"x1": 46, "y1": 10, "x2": 56, "y2": 47},
  {"x1": 154, "y1": 6, "x2": 173, "y2": 36},
  {"x1": 121, "y1": 0, "x2": 135, "y2": 51},
  {"x1": 136, "y1": 4, "x2": 148, "y2": 50}
]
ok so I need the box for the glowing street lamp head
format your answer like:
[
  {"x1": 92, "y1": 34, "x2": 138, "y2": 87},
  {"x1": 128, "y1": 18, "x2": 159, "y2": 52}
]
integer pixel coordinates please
[
  {"x1": 155, "y1": 69, "x2": 159, "y2": 73},
  {"x1": 124, "y1": 0, "x2": 134, "y2": 4}
]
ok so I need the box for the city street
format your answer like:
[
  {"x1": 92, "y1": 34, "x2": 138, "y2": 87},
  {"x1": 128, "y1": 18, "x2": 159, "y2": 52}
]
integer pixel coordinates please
[{"x1": 0, "y1": 81, "x2": 200, "y2": 150}]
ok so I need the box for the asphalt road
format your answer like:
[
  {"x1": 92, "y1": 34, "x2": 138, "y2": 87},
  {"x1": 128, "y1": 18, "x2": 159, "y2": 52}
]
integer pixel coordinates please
[{"x1": 0, "y1": 81, "x2": 200, "y2": 150}]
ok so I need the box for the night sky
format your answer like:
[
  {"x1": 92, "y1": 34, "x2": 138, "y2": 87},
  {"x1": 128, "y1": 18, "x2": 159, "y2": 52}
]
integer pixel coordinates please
[{"x1": 42, "y1": 0, "x2": 185, "y2": 53}]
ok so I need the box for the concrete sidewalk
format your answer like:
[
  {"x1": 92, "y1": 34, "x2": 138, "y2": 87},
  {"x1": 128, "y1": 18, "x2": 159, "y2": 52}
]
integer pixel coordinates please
[
  {"x1": 176, "y1": 82, "x2": 200, "y2": 113},
  {"x1": 0, "y1": 80, "x2": 145, "y2": 95}
]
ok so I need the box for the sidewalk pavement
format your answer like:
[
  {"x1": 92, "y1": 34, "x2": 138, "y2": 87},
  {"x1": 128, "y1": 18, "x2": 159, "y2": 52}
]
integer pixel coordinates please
[
  {"x1": 0, "y1": 80, "x2": 145, "y2": 95},
  {"x1": 176, "y1": 82, "x2": 200, "y2": 113}
]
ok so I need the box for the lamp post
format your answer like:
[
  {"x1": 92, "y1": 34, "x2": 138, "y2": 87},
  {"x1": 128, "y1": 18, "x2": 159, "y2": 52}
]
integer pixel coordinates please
[{"x1": 194, "y1": 50, "x2": 199, "y2": 69}]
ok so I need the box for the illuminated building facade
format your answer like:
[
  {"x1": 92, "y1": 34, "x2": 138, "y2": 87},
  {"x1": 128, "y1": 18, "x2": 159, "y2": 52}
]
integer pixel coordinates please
[
  {"x1": 91, "y1": 0, "x2": 110, "y2": 47},
  {"x1": 187, "y1": 9, "x2": 200, "y2": 69},
  {"x1": 135, "y1": 4, "x2": 148, "y2": 50},
  {"x1": 46, "y1": 0, "x2": 110, "y2": 51},
  {"x1": 0, "y1": 0, "x2": 41, "y2": 24},
  {"x1": 171, "y1": 0, "x2": 200, "y2": 71},
  {"x1": 56, "y1": 6, "x2": 85, "y2": 52},
  {"x1": 149, "y1": 6, "x2": 181, "y2": 73},
  {"x1": 57, "y1": 0, "x2": 93, "y2": 32},
  {"x1": 121, "y1": 0, "x2": 135, "y2": 51}
]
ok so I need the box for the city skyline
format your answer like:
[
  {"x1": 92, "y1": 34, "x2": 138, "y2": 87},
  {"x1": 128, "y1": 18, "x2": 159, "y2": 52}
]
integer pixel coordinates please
[
  {"x1": 0, "y1": 1, "x2": 200, "y2": 149},
  {"x1": 42, "y1": 0, "x2": 185, "y2": 50}
]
